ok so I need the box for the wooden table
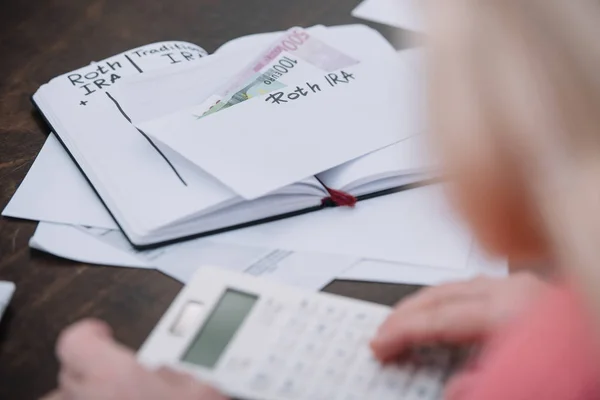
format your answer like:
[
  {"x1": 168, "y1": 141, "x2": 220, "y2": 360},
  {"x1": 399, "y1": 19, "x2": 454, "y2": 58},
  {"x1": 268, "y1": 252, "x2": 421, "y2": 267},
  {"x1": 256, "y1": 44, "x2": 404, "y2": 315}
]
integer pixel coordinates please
[{"x1": 0, "y1": 1, "x2": 416, "y2": 398}]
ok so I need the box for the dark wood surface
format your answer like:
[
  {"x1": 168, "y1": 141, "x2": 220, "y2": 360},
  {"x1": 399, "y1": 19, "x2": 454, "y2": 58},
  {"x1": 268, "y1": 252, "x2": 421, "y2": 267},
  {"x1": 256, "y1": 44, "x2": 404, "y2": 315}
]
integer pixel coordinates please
[{"x1": 0, "y1": 1, "x2": 415, "y2": 398}]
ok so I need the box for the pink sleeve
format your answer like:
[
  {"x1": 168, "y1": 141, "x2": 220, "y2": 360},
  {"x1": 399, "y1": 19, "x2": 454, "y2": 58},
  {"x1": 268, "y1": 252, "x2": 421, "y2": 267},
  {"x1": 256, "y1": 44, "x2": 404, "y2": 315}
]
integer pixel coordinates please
[{"x1": 459, "y1": 286, "x2": 600, "y2": 400}]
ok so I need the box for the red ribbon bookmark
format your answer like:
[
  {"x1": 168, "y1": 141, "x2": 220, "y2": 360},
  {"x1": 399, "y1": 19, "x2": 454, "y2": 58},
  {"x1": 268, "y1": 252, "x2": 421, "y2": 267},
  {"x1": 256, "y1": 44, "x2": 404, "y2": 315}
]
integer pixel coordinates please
[{"x1": 322, "y1": 187, "x2": 357, "y2": 207}]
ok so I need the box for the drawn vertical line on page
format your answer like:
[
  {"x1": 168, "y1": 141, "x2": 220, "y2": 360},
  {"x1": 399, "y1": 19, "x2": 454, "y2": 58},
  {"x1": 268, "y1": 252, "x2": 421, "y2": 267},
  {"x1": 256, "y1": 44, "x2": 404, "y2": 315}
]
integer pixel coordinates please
[
  {"x1": 105, "y1": 92, "x2": 188, "y2": 186},
  {"x1": 124, "y1": 54, "x2": 143, "y2": 73}
]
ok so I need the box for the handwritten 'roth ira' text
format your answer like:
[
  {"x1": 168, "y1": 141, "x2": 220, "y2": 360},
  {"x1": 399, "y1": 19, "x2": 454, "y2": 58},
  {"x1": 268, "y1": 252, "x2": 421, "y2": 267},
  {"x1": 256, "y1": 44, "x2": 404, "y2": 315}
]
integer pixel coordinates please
[{"x1": 264, "y1": 70, "x2": 355, "y2": 104}]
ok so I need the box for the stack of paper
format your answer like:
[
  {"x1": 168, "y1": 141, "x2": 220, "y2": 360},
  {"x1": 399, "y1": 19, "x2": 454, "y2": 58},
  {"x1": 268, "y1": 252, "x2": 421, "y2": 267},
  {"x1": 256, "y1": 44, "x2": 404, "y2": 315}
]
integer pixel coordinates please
[
  {"x1": 3, "y1": 24, "x2": 507, "y2": 291},
  {"x1": 31, "y1": 25, "x2": 429, "y2": 248}
]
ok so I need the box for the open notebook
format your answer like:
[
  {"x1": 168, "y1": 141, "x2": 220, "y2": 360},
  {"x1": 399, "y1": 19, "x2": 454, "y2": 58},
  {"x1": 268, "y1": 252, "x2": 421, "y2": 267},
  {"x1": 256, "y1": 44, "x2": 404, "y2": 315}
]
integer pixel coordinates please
[{"x1": 32, "y1": 24, "x2": 430, "y2": 248}]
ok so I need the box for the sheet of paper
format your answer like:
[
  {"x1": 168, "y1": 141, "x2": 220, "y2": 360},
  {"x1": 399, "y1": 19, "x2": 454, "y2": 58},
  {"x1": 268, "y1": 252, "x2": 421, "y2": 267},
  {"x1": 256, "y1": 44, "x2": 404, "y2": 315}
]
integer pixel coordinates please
[
  {"x1": 30, "y1": 221, "x2": 507, "y2": 288},
  {"x1": 30, "y1": 222, "x2": 150, "y2": 268},
  {"x1": 207, "y1": 185, "x2": 478, "y2": 269},
  {"x1": 2, "y1": 133, "x2": 117, "y2": 229},
  {"x1": 30, "y1": 182, "x2": 500, "y2": 280},
  {"x1": 340, "y1": 247, "x2": 508, "y2": 286},
  {"x1": 29, "y1": 222, "x2": 356, "y2": 291},
  {"x1": 152, "y1": 244, "x2": 357, "y2": 291},
  {"x1": 352, "y1": 0, "x2": 424, "y2": 33}
]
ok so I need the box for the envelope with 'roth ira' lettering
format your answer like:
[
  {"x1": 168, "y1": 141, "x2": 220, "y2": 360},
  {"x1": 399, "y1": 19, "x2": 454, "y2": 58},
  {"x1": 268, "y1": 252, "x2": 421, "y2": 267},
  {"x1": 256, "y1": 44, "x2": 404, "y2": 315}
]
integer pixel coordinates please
[{"x1": 138, "y1": 52, "x2": 421, "y2": 200}]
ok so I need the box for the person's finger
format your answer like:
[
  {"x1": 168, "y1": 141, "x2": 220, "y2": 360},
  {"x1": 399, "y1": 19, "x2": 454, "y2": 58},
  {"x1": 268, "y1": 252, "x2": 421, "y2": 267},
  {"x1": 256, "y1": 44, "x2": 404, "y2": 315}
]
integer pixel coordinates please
[
  {"x1": 56, "y1": 372, "x2": 100, "y2": 400},
  {"x1": 156, "y1": 367, "x2": 227, "y2": 399},
  {"x1": 58, "y1": 368, "x2": 83, "y2": 390},
  {"x1": 58, "y1": 319, "x2": 112, "y2": 345},
  {"x1": 371, "y1": 301, "x2": 491, "y2": 361},
  {"x1": 376, "y1": 278, "x2": 492, "y2": 336},
  {"x1": 56, "y1": 319, "x2": 113, "y2": 363},
  {"x1": 444, "y1": 370, "x2": 480, "y2": 400},
  {"x1": 156, "y1": 367, "x2": 194, "y2": 385},
  {"x1": 56, "y1": 319, "x2": 136, "y2": 378},
  {"x1": 395, "y1": 277, "x2": 493, "y2": 314},
  {"x1": 187, "y1": 382, "x2": 228, "y2": 400}
]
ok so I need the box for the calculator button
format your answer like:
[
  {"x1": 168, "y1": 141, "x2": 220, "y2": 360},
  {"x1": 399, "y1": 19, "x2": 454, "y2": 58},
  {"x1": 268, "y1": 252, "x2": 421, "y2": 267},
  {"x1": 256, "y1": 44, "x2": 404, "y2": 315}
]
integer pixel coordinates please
[
  {"x1": 274, "y1": 331, "x2": 299, "y2": 352},
  {"x1": 264, "y1": 298, "x2": 283, "y2": 309},
  {"x1": 247, "y1": 372, "x2": 274, "y2": 391},
  {"x1": 339, "y1": 384, "x2": 380, "y2": 400},
  {"x1": 338, "y1": 393, "x2": 364, "y2": 400},
  {"x1": 352, "y1": 310, "x2": 388, "y2": 334},
  {"x1": 255, "y1": 301, "x2": 284, "y2": 326},
  {"x1": 330, "y1": 347, "x2": 354, "y2": 366},
  {"x1": 404, "y1": 368, "x2": 444, "y2": 400},
  {"x1": 418, "y1": 365, "x2": 445, "y2": 382},
  {"x1": 371, "y1": 309, "x2": 391, "y2": 324},
  {"x1": 298, "y1": 299, "x2": 319, "y2": 314},
  {"x1": 354, "y1": 339, "x2": 382, "y2": 366},
  {"x1": 404, "y1": 384, "x2": 442, "y2": 400},
  {"x1": 364, "y1": 355, "x2": 382, "y2": 372},
  {"x1": 307, "y1": 384, "x2": 336, "y2": 400},
  {"x1": 350, "y1": 310, "x2": 370, "y2": 325},
  {"x1": 372, "y1": 363, "x2": 415, "y2": 398},
  {"x1": 348, "y1": 353, "x2": 381, "y2": 391},
  {"x1": 310, "y1": 321, "x2": 337, "y2": 340},
  {"x1": 284, "y1": 316, "x2": 309, "y2": 334},
  {"x1": 302, "y1": 341, "x2": 327, "y2": 360},
  {"x1": 276, "y1": 377, "x2": 304, "y2": 398},
  {"x1": 337, "y1": 327, "x2": 362, "y2": 348},
  {"x1": 262, "y1": 353, "x2": 287, "y2": 371},
  {"x1": 320, "y1": 305, "x2": 346, "y2": 323},
  {"x1": 347, "y1": 370, "x2": 376, "y2": 394},
  {"x1": 221, "y1": 356, "x2": 253, "y2": 374},
  {"x1": 290, "y1": 360, "x2": 312, "y2": 378},
  {"x1": 385, "y1": 363, "x2": 415, "y2": 386},
  {"x1": 322, "y1": 366, "x2": 346, "y2": 385}
]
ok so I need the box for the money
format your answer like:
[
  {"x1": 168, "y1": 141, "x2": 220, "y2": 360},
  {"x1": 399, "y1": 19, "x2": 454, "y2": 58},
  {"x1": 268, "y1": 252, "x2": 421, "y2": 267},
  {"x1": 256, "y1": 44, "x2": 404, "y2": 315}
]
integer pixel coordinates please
[{"x1": 200, "y1": 27, "x2": 359, "y2": 118}]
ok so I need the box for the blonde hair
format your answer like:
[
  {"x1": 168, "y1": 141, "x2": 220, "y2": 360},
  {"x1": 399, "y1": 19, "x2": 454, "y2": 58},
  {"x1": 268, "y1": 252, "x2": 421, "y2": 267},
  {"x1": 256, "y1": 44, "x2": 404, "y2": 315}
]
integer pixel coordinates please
[
  {"x1": 428, "y1": 0, "x2": 600, "y2": 190},
  {"x1": 427, "y1": 0, "x2": 600, "y2": 319}
]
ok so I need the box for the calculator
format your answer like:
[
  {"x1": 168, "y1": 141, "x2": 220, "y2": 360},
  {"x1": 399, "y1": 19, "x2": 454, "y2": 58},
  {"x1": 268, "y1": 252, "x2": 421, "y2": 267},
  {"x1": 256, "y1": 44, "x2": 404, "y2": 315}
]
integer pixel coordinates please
[
  {"x1": 0, "y1": 281, "x2": 15, "y2": 321},
  {"x1": 138, "y1": 266, "x2": 454, "y2": 400}
]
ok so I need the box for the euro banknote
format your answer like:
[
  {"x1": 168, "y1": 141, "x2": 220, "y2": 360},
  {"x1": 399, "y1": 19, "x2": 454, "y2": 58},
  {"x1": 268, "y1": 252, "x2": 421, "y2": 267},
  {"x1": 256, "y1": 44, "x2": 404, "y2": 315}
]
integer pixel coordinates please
[{"x1": 200, "y1": 27, "x2": 359, "y2": 117}]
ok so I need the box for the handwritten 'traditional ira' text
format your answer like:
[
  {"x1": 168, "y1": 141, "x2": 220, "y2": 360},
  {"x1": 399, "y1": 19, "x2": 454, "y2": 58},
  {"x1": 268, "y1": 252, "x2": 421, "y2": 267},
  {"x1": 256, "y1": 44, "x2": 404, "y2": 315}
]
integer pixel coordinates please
[{"x1": 131, "y1": 42, "x2": 206, "y2": 62}]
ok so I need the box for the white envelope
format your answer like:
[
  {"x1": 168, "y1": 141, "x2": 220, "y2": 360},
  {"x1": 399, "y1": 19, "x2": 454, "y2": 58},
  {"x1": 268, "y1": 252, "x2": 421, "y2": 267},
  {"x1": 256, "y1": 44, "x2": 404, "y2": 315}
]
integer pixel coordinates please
[{"x1": 139, "y1": 52, "x2": 422, "y2": 199}]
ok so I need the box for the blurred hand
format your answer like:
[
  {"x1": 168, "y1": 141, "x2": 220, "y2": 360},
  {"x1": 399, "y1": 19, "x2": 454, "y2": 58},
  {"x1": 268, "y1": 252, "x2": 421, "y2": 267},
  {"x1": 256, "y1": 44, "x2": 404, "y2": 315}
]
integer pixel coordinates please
[
  {"x1": 41, "y1": 319, "x2": 228, "y2": 400},
  {"x1": 370, "y1": 273, "x2": 549, "y2": 362}
]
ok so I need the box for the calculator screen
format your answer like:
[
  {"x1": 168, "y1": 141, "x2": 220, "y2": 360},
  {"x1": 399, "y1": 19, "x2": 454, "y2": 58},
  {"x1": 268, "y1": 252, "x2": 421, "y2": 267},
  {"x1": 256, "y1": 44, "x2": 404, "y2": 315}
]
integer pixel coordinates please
[{"x1": 182, "y1": 289, "x2": 258, "y2": 368}]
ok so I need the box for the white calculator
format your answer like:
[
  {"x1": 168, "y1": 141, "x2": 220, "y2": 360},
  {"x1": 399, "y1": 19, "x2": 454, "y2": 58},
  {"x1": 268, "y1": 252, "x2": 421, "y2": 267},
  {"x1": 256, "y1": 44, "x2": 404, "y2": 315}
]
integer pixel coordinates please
[
  {"x1": 0, "y1": 281, "x2": 15, "y2": 321},
  {"x1": 138, "y1": 267, "x2": 453, "y2": 400}
]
